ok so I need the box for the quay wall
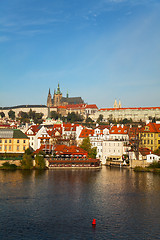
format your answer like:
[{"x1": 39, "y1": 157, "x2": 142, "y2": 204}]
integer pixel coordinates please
[{"x1": 0, "y1": 160, "x2": 21, "y2": 166}]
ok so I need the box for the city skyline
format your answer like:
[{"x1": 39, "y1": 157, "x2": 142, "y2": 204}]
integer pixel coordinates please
[{"x1": 0, "y1": 0, "x2": 160, "y2": 108}]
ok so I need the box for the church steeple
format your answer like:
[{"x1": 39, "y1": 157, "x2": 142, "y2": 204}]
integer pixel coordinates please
[
  {"x1": 57, "y1": 83, "x2": 61, "y2": 94},
  {"x1": 66, "y1": 90, "x2": 69, "y2": 98},
  {"x1": 47, "y1": 88, "x2": 52, "y2": 107},
  {"x1": 114, "y1": 99, "x2": 118, "y2": 108}
]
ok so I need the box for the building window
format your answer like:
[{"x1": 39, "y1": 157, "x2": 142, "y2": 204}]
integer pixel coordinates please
[
  {"x1": 144, "y1": 134, "x2": 146, "y2": 137},
  {"x1": 17, "y1": 140, "x2": 19, "y2": 143},
  {"x1": 23, "y1": 146, "x2": 25, "y2": 150},
  {"x1": 148, "y1": 140, "x2": 150, "y2": 144},
  {"x1": 151, "y1": 134, "x2": 153, "y2": 137},
  {"x1": 144, "y1": 140, "x2": 146, "y2": 144},
  {"x1": 4, "y1": 146, "x2": 7, "y2": 151},
  {"x1": 0, "y1": 140, "x2": 2, "y2": 143},
  {"x1": 17, "y1": 146, "x2": 19, "y2": 151},
  {"x1": 0, "y1": 146, "x2": 2, "y2": 150},
  {"x1": 23, "y1": 140, "x2": 26, "y2": 143},
  {"x1": 9, "y1": 146, "x2": 12, "y2": 151},
  {"x1": 148, "y1": 134, "x2": 150, "y2": 137},
  {"x1": 158, "y1": 140, "x2": 160, "y2": 144},
  {"x1": 9, "y1": 140, "x2": 12, "y2": 143},
  {"x1": 5, "y1": 139, "x2": 7, "y2": 143},
  {"x1": 151, "y1": 140, "x2": 153, "y2": 144}
]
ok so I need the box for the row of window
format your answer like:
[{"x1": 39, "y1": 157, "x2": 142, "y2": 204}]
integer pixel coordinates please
[
  {"x1": 104, "y1": 149, "x2": 120, "y2": 153},
  {"x1": 143, "y1": 140, "x2": 160, "y2": 145},
  {"x1": 142, "y1": 133, "x2": 160, "y2": 137},
  {"x1": 0, "y1": 139, "x2": 26, "y2": 143},
  {"x1": 104, "y1": 143, "x2": 120, "y2": 146},
  {"x1": 0, "y1": 145, "x2": 26, "y2": 151}
]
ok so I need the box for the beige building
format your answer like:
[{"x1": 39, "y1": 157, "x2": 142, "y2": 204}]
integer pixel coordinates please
[
  {"x1": 1, "y1": 105, "x2": 48, "y2": 119},
  {"x1": 0, "y1": 128, "x2": 29, "y2": 153},
  {"x1": 91, "y1": 107, "x2": 160, "y2": 122}
]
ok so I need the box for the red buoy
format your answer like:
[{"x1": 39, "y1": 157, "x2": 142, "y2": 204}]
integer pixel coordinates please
[{"x1": 92, "y1": 219, "x2": 96, "y2": 225}]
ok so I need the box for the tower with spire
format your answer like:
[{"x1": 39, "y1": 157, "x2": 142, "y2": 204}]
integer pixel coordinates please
[
  {"x1": 114, "y1": 99, "x2": 118, "y2": 108},
  {"x1": 47, "y1": 88, "x2": 52, "y2": 107},
  {"x1": 53, "y1": 83, "x2": 62, "y2": 106}
]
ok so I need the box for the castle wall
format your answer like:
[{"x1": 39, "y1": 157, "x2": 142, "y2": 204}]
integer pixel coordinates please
[{"x1": 2, "y1": 107, "x2": 48, "y2": 119}]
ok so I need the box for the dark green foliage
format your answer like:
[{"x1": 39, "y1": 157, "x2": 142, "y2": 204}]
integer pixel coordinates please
[
  {"x1": 51, "y1": 111, "x2": 59, "y2": 120},
  {"x1": 19, "y1": 109, "x2": 43, "y2": 124},
  {"x1": 0, "y1": 153, "x2": 23, "y2": 160},
  {"x1": 0, "y1": 112, "x2": 5, "y2": 118},
  {"x1": 80, "y1": 137, "x2": 97, "y2": 159},
  {"x1": 89, "y1": 147, "x2": 97, "y2": 159},
  {"x1": 8, "y1": 110, "x2": 15, "y2": 120},
  {"x1": 21, "y1": 153, "x2": 33, "y2": 169},
  {"x1": 35, "y1": 153, "x2": 46, "y2": 169},
  {"x1": 97, "y1": 114, "x2": 103, "y2": 124},
  {"x1": 148, "y1": 161, "x2": 160, "y2": 169},
  {"x1": 25, "y1": 148, "x2": 33, "y2": 155},
  {"x1": 67, "y1": 112, "x2": 84, "y2": 123},
  {"x1": 0, "y1": 162, "x2": 17, "y2": 170},
  {"x1": 119, "y1": 118, "x2": 133, "y2": 124}
]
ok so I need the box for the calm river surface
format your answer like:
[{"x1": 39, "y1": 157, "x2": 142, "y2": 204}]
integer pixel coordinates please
[{"x1": 0, "y1": 167, "x2": 160, "y2": 240}]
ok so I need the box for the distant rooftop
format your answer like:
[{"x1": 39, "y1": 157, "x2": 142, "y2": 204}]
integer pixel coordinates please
[{"x1": 0, "y1": 105, "x2": 47, "y2": 110}]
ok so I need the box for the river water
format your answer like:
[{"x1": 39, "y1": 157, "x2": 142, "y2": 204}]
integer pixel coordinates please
[{"x1": 0, "y1": 167, "x2": 160, "y2": 240}]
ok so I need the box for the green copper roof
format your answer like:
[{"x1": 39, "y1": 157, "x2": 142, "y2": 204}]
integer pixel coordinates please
[
  {"x1": 56, "y1": 83, "x2": 61, "y2": 94},
  {"x1": 13, "y1": 129, "x2": 29, "y2": 139}
]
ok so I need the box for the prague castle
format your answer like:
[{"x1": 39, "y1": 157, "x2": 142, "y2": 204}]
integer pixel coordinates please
[{"x1": 47, "y1": 84, "x2": 84, "y2": 107}]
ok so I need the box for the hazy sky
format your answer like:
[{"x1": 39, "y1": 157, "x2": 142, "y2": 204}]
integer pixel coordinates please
[{"x1": 0, "y1": 0, "x2": 160, "y2": 108}]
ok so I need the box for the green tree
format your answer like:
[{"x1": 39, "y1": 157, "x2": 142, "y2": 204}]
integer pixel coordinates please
[
  {"x1": 21, "y1": 149, "x2": 33, "y2": 169},
  {"x1": 67, "y1": 112, "x2": 84, "y2": 123},
  {"x1": 0, "y1": 112, "x2": 5, "y2": 118},
  {"x1": 89, "y1": 147, "x2": 97, "y2": 159},
  {"x1": 97, "y1": 114, "x2": 103, "y2": 124},
  {"x1": 51, "y1": 111, "x2": 59, "y2": 120},
  {"x1": 19, "y1": 111, "x2": 30, "y2": 123},
  {"x1": 35, "y1": 153, "x2": 46, "y2": 169},
  {"x1": 8, "y1": 110, "x2": 15, "y2": 120},
  {"x1": 80, "y1": 137, "x2": 97, "y2": 159}
]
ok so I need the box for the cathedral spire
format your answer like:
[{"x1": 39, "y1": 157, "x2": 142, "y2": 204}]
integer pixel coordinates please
[
  {"x1": 114, "y1": 99, "x2": 118, "y2": 108},
  {"x1": 57, "y1": 83, "x2": 61, "y2": 94}
]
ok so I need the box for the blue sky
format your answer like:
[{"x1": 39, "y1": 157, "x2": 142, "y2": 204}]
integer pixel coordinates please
[{"x1": 0, "y1": 0, "x2": 160, "y2": 108}]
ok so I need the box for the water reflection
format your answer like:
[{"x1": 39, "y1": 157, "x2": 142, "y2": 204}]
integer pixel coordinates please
[{"x1": 0, "y1": 167, "x2": 160, "y2": 240}]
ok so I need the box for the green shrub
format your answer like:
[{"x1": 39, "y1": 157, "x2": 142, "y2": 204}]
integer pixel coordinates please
[{"x1": 148, "y1": 161, "x2": 160, "y2": 169}]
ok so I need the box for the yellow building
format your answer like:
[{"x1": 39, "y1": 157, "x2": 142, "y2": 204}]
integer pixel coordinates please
[
  {"x1": 140, "y1": 123, "x2": 160, "y2": 151},
  {"x1": 0, "y1": 129, "x2": 29, "y2": 153}
]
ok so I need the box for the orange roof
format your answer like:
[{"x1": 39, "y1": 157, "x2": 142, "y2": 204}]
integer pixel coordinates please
[
  {"x1": 54, "y1": 144, "x2": 88, "y2": 156},
  {"x1": 141, "y1": 122, "x2": 160, "y2": 133},
  {"x1": 139, "y1": 147, "x2": 153, "y2": 156},
  {"x1": 79, "y1": 128, "x2": 94, "y2": 138},
  {"x1": 25, "y1": 125, "x2": 40, "y2": 135},
  {"x1": 110, "y1": 125, "x2": 128, "y2": 134},
  {"x1": 85, "y1": 104, "x2": 98, "y2": 109},
  {"x1": 99, "y1": 107, "x2": 160, "y2": 111}
]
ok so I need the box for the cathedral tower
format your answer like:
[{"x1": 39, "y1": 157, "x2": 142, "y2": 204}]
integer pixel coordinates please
[
  {"x1": 47, "y1": 88, "x2": 52, "y2": 107},
  {"x1": 53, "y1": 83, "x2": 62, "y2": 106}
]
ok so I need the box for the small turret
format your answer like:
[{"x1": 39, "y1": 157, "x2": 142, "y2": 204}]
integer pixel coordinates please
[
  {"x1": 66, "y1": 90, "x2": 69, "y2": 98},
  {"x1": 114, "y1": 99, "x2": 118, "y2": 108}
]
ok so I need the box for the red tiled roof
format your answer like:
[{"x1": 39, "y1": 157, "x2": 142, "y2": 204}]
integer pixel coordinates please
[
  {"x1": 99, "y1": 107, "x2": 160, "y2": 111},
  {"x1": 79, "y1": 128, "x2": 94, "y2": 138},
  {"x1": 54, "y1": 144, "x2": 88, "y2": 156},
  {"x1": 110, "y1": 125, "x2": 128, "y2": 134},
  {"x1": 139, "y1": 147, "x2": 153, "y2": 156},
  {"x1": 140, "y1": 123, "x2": 160, "y2": 133},
  {"x1": 85, "y1": 104, "x2": 98, "y2": 109},
  {"x1": 25, "y1": 125, "x2": 40, "y2": 135}
]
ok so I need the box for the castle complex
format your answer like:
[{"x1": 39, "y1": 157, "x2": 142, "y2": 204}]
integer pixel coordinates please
[{"x1": 47, "y1": 84, "x2": 84, "y2": 107}]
